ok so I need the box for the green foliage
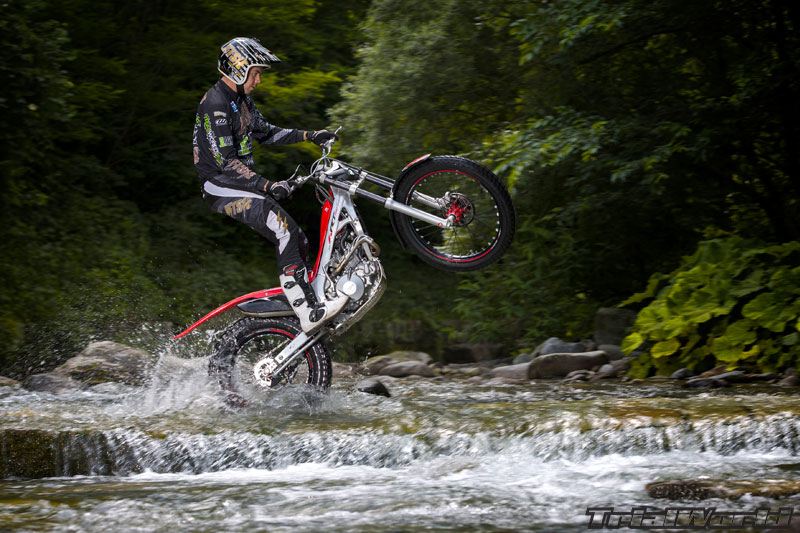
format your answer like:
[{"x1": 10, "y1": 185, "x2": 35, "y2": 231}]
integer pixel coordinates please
[{"x1": 622, "y1": 237, "x2": 800, "y2": 377}]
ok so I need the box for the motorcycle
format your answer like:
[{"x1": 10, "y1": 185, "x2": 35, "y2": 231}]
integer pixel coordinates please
[{"x1": 174, "y1": 133, "x2": 515, "y2": 404}]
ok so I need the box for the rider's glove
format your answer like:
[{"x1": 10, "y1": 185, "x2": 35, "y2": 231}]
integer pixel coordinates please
[
  {"x1": 306, "y1": 129, "x2": 338, "y2": 146},
  {"x1": 268, "y1": 180, "x2": 295, "y2": 201}
]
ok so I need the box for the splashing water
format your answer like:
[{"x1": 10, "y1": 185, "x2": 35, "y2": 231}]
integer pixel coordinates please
[{"x1": 1, "y1": 352, "x2": 799, "y2": 532}]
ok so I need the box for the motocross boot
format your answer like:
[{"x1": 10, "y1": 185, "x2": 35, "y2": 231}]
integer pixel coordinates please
[{"x1": 279, "y1": 264, "x2": 349, "y2": 333}]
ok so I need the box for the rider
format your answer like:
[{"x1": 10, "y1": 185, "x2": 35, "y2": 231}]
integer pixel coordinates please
[{"x1": 193, "y1": 37, "x2": 347, "y2": 333}]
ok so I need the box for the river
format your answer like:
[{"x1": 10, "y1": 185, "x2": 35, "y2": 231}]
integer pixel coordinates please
[{"x1": 1, "y1": 358, "x2": 798, "y2": 531}]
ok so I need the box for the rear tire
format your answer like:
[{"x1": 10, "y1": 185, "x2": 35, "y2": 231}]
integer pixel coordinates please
[
  {"x1": 392, "y1": 156, "x2": 515, "y2": 272},
  {"x1": 209, "y1": 316, "x2": 331, "y2": 405}
]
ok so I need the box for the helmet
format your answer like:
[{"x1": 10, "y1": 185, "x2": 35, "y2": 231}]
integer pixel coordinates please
[{"x1": 218, "y1": 37, "x2": 280, "y2": 85}]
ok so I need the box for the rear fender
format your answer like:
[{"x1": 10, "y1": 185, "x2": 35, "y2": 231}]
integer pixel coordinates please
[{"x1": 173, "y1": 288, "x2": 283, "y2": 339}]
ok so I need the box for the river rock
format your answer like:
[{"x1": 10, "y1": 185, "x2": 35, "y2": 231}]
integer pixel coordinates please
[
  {"x1": 512, "y1": 352, "x2": 535, "y2": 364},
  {"x1": 489, "y1": 362, "x2": 531, "y2": 380},
  {"x1": 332, "y1": 362, "x2": 356, "y2": 378},
  {"x1": 535, "y1": 337, "x2": 588, "y2": 357},
  {"x1": 593, "y1": 307, "x2": 636, "y2": 346},
  {"x1": 442, "y1": 343, "x2": 504, "y2": 364},
  {"x1": 23, "y1": 373, "x2": 85, "y2": 393},
  {"x1": 530, "y1": 351, "x2": 609, "y2": 379},
  {"x1": 379, "y1": 360, "x2": 435, "y2": 378},
  {"x1": 684, "y1": 377, "x2": 728, "y2": 389},
  {"x1": 698, "y1": 365, "x2": 728, "y2": 378},
  {"x1": 778, "y1": 375, "x2": 800, "y2": 387},
  {"x1": 590, "y1": 358, "x2": 631, "y2": 380},
  {"x1": 53, "y1": 341, "x2": 157, "y2": 386},
  {"x1": 670, "y1": 368, "x2": 694, "y2": 380},
  {"x1": 646, "y1": 478, "x2": 800, "y2": 501},
  {"x1": 360, "y1": 351, "x2": 432, "y2": 375},
  {"x1": 356, "y1": 378, "x2": 391, "y2": 397},
  {"x1": 0, "y1": 376, "x2": 20, "y2": 388},
  {"x1": 563, "y1": 370, "x2": 594, "y2": 382},
  {"x1": 597, "y1": 344, "x2": 624, "y2": 361}
]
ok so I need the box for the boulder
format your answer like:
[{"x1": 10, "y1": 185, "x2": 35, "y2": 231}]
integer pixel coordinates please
[
  {"x1": 563, "y1": 370, "x2": 594, "y2": 383},
  {"x1": 535, "y1": 337, "x2": 588, "y2": 357},
  {"x1": 356, "y1": 378, "x2": 391, "y2": 397},
  {"x1": 593, "y1": 307, "x2": 637, "y2": 346},
  {"x1": 530, "y1": 351, "x2": 609, "y2": 379},
  {"x1": 698, "y1": 365, "x2": 728, "y2": 378},
  {"x1": 360, "y1": 351, "x2": 432, "y2": 375},
  {"x1": 23, "y1": 373, "x2": 84, "y2": 393},
  {"x1": 489, "y1": 362, "x2": 531, "y2": 380},
  {"x1": 597, "y1": 344, "x2": 624, "y2": 361},
  {"x1": 684, "y1": 377, "x2": 728, "y2": 389},
  {"x1": 53, "y1": 341, "x2": 157, "y2": 386},
  {"x1": 0, "y1": 376, "x2": 20, "y2": 388},
  {"x1": 670, "y1": 368, "x2": 694, "y2": 380},
  {"x1": 512, "y1": 352, "x2": 535, "y2": 364},
  {"x1": 778, "y1": 375, "x2": 800, "y2": 387},
  {"x1": 379, "y1": 360, "x2": 436, "y2": 378},
  {"x1": 441, "y1": 343, "x2": 504, "y2": 364},
  {"x1": 332, "y1": 362, "x2": 356, "y2": 378}
]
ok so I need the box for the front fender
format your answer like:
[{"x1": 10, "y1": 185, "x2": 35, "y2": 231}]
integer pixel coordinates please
[{"x1": 389, "y1": 154, "x2": 432, "y2": 248}]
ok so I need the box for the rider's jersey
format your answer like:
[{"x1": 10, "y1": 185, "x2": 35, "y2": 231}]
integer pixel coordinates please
[{"x1": 193, "y1": 79, "x2": 305, "y2": 193}]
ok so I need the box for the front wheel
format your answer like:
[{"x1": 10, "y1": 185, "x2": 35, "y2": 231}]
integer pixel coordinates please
[
  {"x1": 209, "y1": 316, "x2": 331, "y2": 405},
  {"x1": 392, "y1": 156, "x2": 515, "y2": 272}
]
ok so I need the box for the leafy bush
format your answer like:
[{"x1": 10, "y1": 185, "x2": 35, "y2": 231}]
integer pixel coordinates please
[{"x1": 622, "y1": 237, "x2": 800, "y2": 377}]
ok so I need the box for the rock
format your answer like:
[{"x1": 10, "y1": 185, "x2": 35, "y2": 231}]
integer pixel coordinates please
[
  {"x1": 0, "y1": 376, "x2": 20, "y2": 388},
  {"x1": 441, "y1": 343, "x2": 504, "y2": 364},
  {"x1": 563, "y1": 370, "x2": 594, "y2": 382},
  {"x1": 670, "y1": 368, "x2": 694, "y2": 380},
  {"x1": 379, "y1": 360, "x2": 435, "y2": 378},
  {"x1": 684, "y1": 377, "x2": 728, "y2": 389},
  {"x1": 597, "y1": 344, "x2": 624, "y2": 361},
  {"x1": 360, "y1": 351, "x2": 432, "y2": 375},
  {"x1": 530, "y1": 351, "x2": 609, "y2": 379},
  {"x1": 359, "y1": 356, "x2": 397, "y2": 376},
  {"x1": 512, "y1": 352, "x2": 535, "y2": 364},
  {"x1": 489, "y1": 362, "x2": 531, "y2": 380},
  {"x1": 332, "y1": 362, "x2": 356, "y2": 378},
  {"x1": 592, "y1": 358, "x2": 631, "y2": 379},
  {"x1": 713, "y1": 370, "x2": 748, "y2": 383},
  {"x1": 698, "y1": 365, "x2": 728, "y2": 378},
  {"x1": 646, "y1": 478, "x2": 800, "y2": 501},
  {"x1": 593, "y1": 307, "x2": 637, "y2": 346},
  {"x1": 53, "y1": 341, "x2": 157, "y2": 386},
  {"x1": 356, "y1": 378, "x2": 391, "y2": 397},
  {"x1": 778, "y1": 375, "x2": 800, "y2": 387},
  {"x1": 23, "y1": 373, "x2": 84, "y2": 393},
  {"x1": 535, "y1": 337, "x2": 588, "y2": 357}
]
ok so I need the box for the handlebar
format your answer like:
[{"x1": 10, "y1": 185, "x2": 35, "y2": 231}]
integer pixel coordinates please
[{"x1": 289, "y1": 126, "x2": 343, "y2": 189}]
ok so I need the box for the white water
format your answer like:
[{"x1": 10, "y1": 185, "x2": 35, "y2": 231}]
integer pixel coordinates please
[{"x1": 1, "y1": 360, "x2": 799, "y2": 532}]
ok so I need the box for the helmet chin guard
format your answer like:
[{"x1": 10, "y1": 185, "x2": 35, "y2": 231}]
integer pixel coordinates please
[{"x1": 218, "y1": 37, "x2": 280, "y2": 86}]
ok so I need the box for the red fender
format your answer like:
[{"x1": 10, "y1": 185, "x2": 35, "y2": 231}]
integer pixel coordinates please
[{"x1": 173, "y1": 288, "x2": 282, "y2": 339}]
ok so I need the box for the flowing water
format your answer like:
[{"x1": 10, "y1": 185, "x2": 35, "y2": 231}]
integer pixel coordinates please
[{"x1": 1, "y1": 356, "x2": 799, "y2": 532}]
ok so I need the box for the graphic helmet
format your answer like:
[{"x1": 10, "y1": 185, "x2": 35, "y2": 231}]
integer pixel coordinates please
[{"x1": 218, "y1": 37, "x2": 280, "y2": 85}]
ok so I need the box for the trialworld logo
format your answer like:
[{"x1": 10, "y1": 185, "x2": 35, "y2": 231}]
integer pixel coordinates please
[{"x1": 585, "y1": 506, "x2": 794, "y2": 530}]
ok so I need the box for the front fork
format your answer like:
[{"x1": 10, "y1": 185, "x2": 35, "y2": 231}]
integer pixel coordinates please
[{"x1": 253, "y1": 330, "x2": 325, "y2": 387}]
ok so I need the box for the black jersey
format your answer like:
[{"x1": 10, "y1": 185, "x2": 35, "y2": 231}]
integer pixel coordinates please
[{"x1": 192, "y1": 79, "x2": 304, "y2": 193}]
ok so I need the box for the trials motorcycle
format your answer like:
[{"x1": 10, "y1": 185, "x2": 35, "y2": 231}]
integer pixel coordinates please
[{"x1": 174, "y1": 134, "x2": 515, "y2": 404}]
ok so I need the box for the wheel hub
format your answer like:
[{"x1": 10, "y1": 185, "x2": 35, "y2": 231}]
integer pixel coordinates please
[{"x1": 443, "y1": 193, "x2": 474, "y2": 226}]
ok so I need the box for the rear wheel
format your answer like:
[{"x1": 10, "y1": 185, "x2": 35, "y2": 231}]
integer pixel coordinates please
[
  {"x1": 392, "y1": 156, "x2": 515, "y2": 272},
  {"x1": 209, "y1": 316, "x2": 331, "y2": 405}
]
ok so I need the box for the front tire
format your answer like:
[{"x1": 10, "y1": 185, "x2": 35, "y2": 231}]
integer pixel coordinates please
[
  {"x1": 209, "y1": 316, "x2": 331, "y2": 404},
  {"x1": 392, "y1": 156, "x2": 515, "y2": 272}
]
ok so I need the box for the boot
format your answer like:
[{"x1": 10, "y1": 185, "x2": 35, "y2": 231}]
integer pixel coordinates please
[{"x1": 280, "y1": 264, "x2": 349, "y2": 333}]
